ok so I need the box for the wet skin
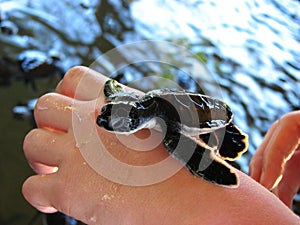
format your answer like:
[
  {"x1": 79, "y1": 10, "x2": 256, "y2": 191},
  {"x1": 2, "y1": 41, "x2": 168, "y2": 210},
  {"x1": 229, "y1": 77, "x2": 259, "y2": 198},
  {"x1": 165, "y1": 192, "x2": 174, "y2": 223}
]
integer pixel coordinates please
[{"x1": 22, "y1": 66, "x2": 299, "y2": 225}]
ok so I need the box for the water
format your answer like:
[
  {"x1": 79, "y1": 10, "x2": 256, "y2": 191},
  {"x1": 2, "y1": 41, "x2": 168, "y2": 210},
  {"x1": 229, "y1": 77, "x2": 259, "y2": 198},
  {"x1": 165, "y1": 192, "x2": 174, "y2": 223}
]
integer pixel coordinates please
[
  {"x1": 0, "y1": 0, "x2": 299, "y2": 224},
  {"x1": 132, "y1": 0, "x2": 300, "y2": 169}
]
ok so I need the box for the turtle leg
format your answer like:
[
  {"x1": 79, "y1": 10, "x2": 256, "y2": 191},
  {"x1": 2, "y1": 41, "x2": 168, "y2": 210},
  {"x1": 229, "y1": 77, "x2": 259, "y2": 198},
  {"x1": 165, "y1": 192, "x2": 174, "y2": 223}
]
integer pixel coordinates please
[
  {"x1": 217, "y1": 122, "x2": 248, "y2": 160},
  {"x1": 103, "y1": 79, "x2": 139, "y2": 102},
  {"x1": 103, "y1": 79, "x2": 124, "y2": 98},
  {"x1": 186, "y1": 140, "x2": 238, "y2": 187},
  {"x1": 162, "y1": 123, "x2": 238, "y2": 187},
  {"x1": 215, "y1": 123, "x2": 248, "y2": 160},
  {"x1": 199, "y1": 122, "x2": 248, "y2": 161}
]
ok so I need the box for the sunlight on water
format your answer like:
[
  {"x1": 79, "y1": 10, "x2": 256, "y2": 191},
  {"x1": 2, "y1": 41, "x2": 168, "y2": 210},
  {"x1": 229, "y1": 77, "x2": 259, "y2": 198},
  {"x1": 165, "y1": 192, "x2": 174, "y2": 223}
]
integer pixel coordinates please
[{"x1": 132, "y1": 0, "x2": 300, "y2": 153}]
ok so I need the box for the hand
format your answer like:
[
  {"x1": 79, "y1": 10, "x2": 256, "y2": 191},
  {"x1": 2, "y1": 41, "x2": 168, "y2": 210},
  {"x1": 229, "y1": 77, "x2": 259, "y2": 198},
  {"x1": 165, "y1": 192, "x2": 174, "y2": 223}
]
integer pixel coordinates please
[
  {"x1": 21, "y1": 66, "x2": 207, "y2": 224},
  {"x1": 250, "y1": 110, "x2": 300, "y2": 208},
  {"x1": 22, "y1": 66, "x2": 299, "y2": 225}
]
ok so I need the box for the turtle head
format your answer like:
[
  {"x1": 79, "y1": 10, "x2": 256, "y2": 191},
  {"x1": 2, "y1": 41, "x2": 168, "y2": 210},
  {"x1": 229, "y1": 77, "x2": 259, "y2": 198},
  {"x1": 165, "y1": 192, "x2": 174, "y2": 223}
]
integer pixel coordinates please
[{"x1": 97, "y1": 102, "x2": 140, "y2": 133}]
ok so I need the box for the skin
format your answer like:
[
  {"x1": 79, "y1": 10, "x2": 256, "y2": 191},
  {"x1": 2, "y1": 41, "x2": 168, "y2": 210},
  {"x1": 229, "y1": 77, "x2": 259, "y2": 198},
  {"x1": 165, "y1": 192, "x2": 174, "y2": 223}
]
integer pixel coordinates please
[
  {"x1": 250, "y1": 110, "x2": 300, "y2": 208},
  {"x1": 22, "y1": 66, "x2": 299, "y2": 225}
]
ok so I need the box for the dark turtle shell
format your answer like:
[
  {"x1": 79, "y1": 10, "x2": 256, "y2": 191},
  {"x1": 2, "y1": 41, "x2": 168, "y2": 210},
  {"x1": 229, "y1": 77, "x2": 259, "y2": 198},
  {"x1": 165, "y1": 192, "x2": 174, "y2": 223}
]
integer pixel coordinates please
[
  {"x1": 97, "y1": 79, "x2": 248, "y2": 187},
  {"x1": 138, "y1": 89, "x2": 233, "y2": 132},
  {"x1": 98, "y1": 88, "x2": 233, "y2": 134}
]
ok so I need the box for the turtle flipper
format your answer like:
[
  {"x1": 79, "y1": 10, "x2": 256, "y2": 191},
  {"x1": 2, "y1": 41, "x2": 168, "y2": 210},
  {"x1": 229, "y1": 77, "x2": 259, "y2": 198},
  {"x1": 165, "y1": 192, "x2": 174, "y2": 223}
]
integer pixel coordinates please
[
  {"x1": 103, "y1": 79, "x2": 124, "y2": 98},
  {"x1": 163, "y1": 125, "x2": 238, "y2": 187},
  {"x1": 185, "y1": 141, "x2": 238, "y2": 187},
  {"x1": 103, "y1": 79, "x2": 139, "y2": 101},
  {"x1": 216, "y1": 122, "x2": 248, "y2": 160},
  {"x1": 199, "y1": 122, "x2": 248, "y2": 161}
]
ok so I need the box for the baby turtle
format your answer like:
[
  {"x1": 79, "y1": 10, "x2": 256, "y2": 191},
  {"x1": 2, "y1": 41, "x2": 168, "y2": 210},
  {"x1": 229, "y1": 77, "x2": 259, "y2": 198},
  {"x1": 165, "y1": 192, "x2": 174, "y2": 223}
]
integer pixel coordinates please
[{"x1": 97, "y1": 79, "x2": 248, "y2": 187}]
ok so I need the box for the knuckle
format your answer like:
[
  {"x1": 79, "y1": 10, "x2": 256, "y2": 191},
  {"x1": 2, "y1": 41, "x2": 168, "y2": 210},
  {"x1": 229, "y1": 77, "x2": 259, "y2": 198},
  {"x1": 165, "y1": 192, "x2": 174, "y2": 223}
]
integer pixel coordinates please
[
  {"x1": 23, "y1": 129, "x2": 39, "y2": 154},
  {"x1": 23, "y1": 129, "x2": 38, "y2": 147},
  {"x1": 63, "y1": 66, "x2": 87, "y2": 83},
  {"x1": 56, "y1": 66, "x2": 89, "y2": 94},
  {"x1": 34, "y1": 93, "x2": 55, "y2": 110},
  {"x1": 33, "y1": 93, "x2": 53, "y2": 120},
  {"x1": 34, "y1": 92, "x2": 64, "y2": 116}
]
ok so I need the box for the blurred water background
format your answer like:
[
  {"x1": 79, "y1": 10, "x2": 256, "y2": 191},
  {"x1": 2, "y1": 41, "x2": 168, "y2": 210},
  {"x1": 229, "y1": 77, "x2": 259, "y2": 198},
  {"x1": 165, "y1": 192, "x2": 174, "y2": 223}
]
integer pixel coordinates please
[{"x1": 0, "y1": 0, "x2": 299, "y2": 224}]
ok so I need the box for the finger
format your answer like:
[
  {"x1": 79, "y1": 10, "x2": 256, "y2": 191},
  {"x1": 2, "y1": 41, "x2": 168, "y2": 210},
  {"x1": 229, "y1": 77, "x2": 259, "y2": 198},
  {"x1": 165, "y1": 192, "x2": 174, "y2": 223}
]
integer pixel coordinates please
[
  {"x1": 56, "y1": 66, "x2": 144, "y2": 101},
  {"x1": 260, "y1": 111, "x2": 300, "y2": 189},
  {"x1": 272, "y1": 150, "x2": 300, "y2": 208},
  {"x1": 34, "y1": 93, "x2": 75, "y2": 132},
  {"x1": 23, "y1": 128, "x2": 69, "y2": 173},
  {"x1": 249, "y1": 121, "x2": 278, "y2": 181},
  {"x1": 22, "y1": 174, "x2": 58, "y2": 213},
  {"x1": 56, "y1": 66, "x2": 109, "y2": 101}
]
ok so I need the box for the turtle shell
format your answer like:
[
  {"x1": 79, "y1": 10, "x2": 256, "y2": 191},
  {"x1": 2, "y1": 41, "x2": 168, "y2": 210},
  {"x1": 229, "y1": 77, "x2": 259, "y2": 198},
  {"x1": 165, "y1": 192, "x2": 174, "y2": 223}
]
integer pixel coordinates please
[
  {"x1": 130, "y1": 89, "x2": 233, "y2": 134},
  {"x1": 97, "y1": 89, "x2": 233, "y2": 135}
]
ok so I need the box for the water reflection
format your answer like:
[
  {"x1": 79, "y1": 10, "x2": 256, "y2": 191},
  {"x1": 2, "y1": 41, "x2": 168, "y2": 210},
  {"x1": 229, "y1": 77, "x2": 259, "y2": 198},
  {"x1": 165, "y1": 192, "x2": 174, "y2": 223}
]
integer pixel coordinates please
[
  {"x1": 0, "y1": 0, "x2": 299, "y2": 224},
  {"x1": 131, "y1": 0, "x2": 300, "y2": 163}
]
